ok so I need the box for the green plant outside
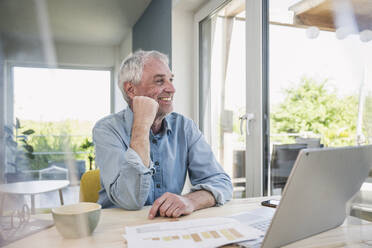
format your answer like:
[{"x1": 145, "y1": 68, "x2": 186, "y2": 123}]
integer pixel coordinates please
[
  {"x1": 80, "y1": 137, "x2": 95, "y2": 170},
  {"x1": 363, "y1": 91, "x2": 372, "y2": 142},
  {"x1": 17, "y1": 119, "x2": 94, "y2": 170},
  {"x1": 226, "y1": 76, "x2": 369, "y2": 148},
  {"x1": 270, "y1": 76, "x2": 363, "y2": 147}
]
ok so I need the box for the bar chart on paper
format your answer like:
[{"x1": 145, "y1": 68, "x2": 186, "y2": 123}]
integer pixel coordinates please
[
  {"x1": 124, "y1": 217, "x2": 262, "y2": 248},
  {"x1": 141, "y1": 227, "x2": 242, "y2": 242}
]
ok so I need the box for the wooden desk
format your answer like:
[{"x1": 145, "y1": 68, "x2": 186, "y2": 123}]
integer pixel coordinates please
[
  {"x1": 0, "y1": 180, "x2": 70, "y2": 214},
  {"x1": 3, "y1": 197, "x2": 372, "y2": 248}
]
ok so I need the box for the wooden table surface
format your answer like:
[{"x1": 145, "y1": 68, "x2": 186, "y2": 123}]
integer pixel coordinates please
[{"x1": 3, "y1": 197, "x2": 372, "y2": 248}]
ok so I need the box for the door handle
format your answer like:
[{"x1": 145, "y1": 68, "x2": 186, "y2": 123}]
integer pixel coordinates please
[{"x1": 239, "y1": 113, "x2": 255, "y2": 135}]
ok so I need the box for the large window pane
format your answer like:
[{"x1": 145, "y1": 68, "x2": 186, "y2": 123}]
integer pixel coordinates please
[
  {"x1": 7, "y1": 67, "x2": 110, "y2": 183},
  {"x1": 269, "y1": 0, "x2": 372, "y2": 194}
]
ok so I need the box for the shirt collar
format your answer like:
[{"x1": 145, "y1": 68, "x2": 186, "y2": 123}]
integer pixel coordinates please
[
  {"x1": 124, "y1": 107, "x2": 173, "y2": 136},
  {"x1": 164, "y1": 115, "x2": 173, "y2": 135}
]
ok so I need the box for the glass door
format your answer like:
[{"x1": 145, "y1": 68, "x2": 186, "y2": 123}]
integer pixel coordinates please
[
  {"x1": 199, "y1": 0, "x2": 246, "y2": 198},
  {"x1": 198, "y1": 0, "x2": 265, "y2": 197}
]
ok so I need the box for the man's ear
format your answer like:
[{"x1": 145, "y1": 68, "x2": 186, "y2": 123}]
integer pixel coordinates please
[{"x1": 124, "y1": 82, "x2": 135, "y2": 100}]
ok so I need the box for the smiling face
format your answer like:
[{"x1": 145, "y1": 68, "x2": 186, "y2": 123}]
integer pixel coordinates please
[{"x1": 126, "y1": 58, "x2": 175, "y2": 118}]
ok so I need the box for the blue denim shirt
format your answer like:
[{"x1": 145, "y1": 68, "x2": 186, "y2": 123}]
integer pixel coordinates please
[{"x1": 93, "y1": 107, "x2": 233, "y2": 210}]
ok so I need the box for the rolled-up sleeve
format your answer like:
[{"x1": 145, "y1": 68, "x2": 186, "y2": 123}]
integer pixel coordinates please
[
  {"x1": 93, "y1": 123, "x2": 154, "y2": 210},
  {"x1": 187, "y1": 123, "x2": 233, "y2": 206}
]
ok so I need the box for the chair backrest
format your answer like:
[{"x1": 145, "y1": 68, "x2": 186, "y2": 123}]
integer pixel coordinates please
[
  {"x1": 79, "y1": 169, "x2": 101, "y2": 203},
  {"x1": 295, "y1": 137, "x2": 321, "y2": 148}
]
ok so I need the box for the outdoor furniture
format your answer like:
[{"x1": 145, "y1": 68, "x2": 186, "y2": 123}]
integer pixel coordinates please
[
  {"x1": 5, "y1": 170, "x2": 40, "y2": 183},
  {"x1": 270, "y1": 143, "x2": 307, "y2": 194},
  {"x1": 39, "y1": 165, "x2": 68, "y2": 180},
  {"x1": 232, "y1": 150, "x2": 246, "y2": 198},
  {"x1": 47, "y1": 160, "x2": 86, "y2": 181},
  {"x1": 295, "y1": 137, "x2": 322, "y2": 148},
  {"x1": 350, "y1": 181, "x2": 372, "y2": 222},
  {"x1": 0, "y1": 180, "x2": 70, "y2": 214}
]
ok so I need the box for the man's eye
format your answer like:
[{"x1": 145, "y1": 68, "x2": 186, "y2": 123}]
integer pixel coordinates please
[
  {"x1": 156, "y1": 79, "x2": 164, "y2": 84},
  {"x1": 170, "y1": 78, "x2": 174, "y2": 82}
]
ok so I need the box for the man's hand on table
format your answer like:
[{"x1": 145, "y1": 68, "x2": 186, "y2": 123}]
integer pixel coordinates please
[
  {"x1": 148, "y1": 192, "x2": 195, "y2": 219},
  {"x1": 148, "y1": 190, "x2": 216, "y2": 219}
]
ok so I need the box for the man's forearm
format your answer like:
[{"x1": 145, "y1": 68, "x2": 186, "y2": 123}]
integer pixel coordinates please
[
  {"x1": 129, "y1": 96, "x2": 159, "y2": 167},
  {"x1": 93, "y1": 124, "x2": 152, "y2": 210},
  {"x1": 184, "y1": 190, "x2": 216, "y2": 211},
  {"x1": 130, "y1": 125, "x2": 151, "y2": 167}
]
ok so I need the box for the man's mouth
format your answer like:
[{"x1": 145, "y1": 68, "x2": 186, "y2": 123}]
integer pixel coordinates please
[{"x1": 159, "y1": 97, "x2": 172, "y2": 101}]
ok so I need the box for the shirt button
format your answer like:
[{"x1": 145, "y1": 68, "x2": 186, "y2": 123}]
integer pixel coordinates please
[
  {"x1": 156, "y1": 184, "x2": 161, "y2": 188},
  {"x1": 155, "y1": 161, "x2": 159, "y2": 166},
  {"x1": 152, "y1": 139, "x2": 157, "y2": 144}
]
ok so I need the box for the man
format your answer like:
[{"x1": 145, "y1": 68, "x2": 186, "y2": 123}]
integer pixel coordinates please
[{"x1": 93, "y1": 50, "x2": 232, "y2": 219}]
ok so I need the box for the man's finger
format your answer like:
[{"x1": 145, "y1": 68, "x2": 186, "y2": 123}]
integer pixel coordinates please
[
  {"x1": 148, "y1": 194, "x2": 167, "y2": 219},
  {"x1": 159, "y1": 198, "x2": 173, "y2": 217},
  {"x1": 172, "y1": 207, "x2": 182, "y2": 218},
  {"x1": 165, "y1": 203, "x2": 179, "y2": 217}
]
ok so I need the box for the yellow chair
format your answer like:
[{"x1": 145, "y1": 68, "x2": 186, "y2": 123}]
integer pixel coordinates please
[{"x1": 79, "y1": 169, "x2": 101, "y2": 203}]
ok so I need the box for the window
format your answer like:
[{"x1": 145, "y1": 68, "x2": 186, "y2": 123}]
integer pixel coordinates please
[
  {"x1": 6, "y1": 66, "x2": 111, "y2": 183},
  {"x1": 198, "y1": 0, "x2": 372, "y2": 197},
  {"x1": 269, "y1": 0, "x2": 372, "y2": 194}
]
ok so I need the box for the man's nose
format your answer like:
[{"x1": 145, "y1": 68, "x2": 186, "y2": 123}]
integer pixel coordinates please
[{"x1": 164, "y1": 80, "x2": 176, "y2": 93}]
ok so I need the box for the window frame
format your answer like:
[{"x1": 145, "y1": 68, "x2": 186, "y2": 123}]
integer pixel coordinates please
[
  {"x1": 195, "y1": 0, "x2": 269, "y2": 197},
  {"x1": 3, "y1": 62, "x2": 114, "y2": 174}
]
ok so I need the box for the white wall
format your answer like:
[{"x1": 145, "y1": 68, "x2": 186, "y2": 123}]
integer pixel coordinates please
[
  {"x1": 119, "y1": 32, "x2": 132, "y2": 61},
  {"x1": 172, "y1": 7, "x2": 195, "y2": 120},
  {"x1": 55, "y1": 42, "x2": 115, "y2": 68},
  {"x1": 113, "y1": 31, "x2": 132, "y2": 113},
  {"x1": 172, "y1": 4, "x2": 201, "y2": 193}
]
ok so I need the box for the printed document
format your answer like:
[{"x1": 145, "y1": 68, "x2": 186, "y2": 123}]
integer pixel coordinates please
[{"x1": 123, "y1": 217, "x2": 262, "y2": 248}]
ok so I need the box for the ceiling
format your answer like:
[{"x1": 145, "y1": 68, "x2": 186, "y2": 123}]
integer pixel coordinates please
[
  {"x1": 289, "y1": 0, "x2": 372, "y2": 32},
  {"x1": 173, "y1": 0, "x2": 209, "y2": 11},
  {"x1": 0, "y1": 0, "x2": 152, "y2": 46}
]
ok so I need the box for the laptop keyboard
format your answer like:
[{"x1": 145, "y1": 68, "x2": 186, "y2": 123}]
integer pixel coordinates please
[
  {"x1": 230, "y1": 208, "x2": 276, "y2": 248},
  {"x1": 249, "y1": 219, "x2": 271, "y2": 232}
]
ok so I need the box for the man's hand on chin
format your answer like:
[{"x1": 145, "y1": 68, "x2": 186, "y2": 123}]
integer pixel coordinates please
[
  {"x1": 148, "y1": 192, "x2": 196, "y2": 219},
  {"x1": 132, "y1": 96, "x2": 159, "y2": 129}
]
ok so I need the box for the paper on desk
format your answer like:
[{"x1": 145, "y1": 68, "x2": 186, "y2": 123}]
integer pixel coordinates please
[{"x1": 123, "y1": 217, "x2": 261, "y2": 248}]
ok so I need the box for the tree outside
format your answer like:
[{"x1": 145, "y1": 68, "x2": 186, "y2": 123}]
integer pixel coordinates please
[
  {"x1": 363, "y1": 92, "x2": 372, "y2": 143},
  {"x1": 16, "y1": 119, "x2": 94, "y2": 171},
  {"x1": 270, "y1": 76, "x2": 360, "y2": 147}
]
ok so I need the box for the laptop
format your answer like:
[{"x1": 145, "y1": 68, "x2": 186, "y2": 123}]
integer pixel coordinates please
[{"x1": 232, "y1": 145, "x2": 372, "y2": 248}]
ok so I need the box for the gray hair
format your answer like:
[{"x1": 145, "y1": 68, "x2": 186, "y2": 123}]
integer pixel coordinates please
[{"x1": 118, "y1": 50, "x2": 169, "y2": 103}]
